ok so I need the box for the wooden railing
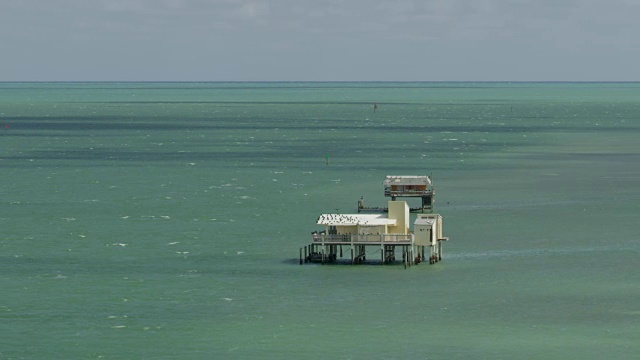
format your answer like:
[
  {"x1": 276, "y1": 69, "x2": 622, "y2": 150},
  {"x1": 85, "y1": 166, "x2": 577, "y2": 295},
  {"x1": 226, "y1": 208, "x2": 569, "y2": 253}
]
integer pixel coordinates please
[
  {"x1": 384, "y1": 189, "x2": 433, "y2": 196},
  {"x1": 311, "y1": 233, "x2": 414, "y2": 243}
]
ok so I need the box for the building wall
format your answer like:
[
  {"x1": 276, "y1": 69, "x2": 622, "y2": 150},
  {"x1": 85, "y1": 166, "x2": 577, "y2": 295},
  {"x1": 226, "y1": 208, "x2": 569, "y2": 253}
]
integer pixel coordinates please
[
  {"x1": 335, "y1": 225, "x2": 387, "y2": 235},
  {"x1": 387, "y1": 200, "x2": 409, "y2": 234},
  {"x1": 357, "y1": 225, "x2": 385, "y2": 235},
  {"x1": 336, "y1": 225, "x2": 358, "y2": 235},
  {"x1": 414, "y1": 214, "x2": 443, "y2": 245},
  {"x1": 414, "y1": 223, "x2": 433, "y2": 246}
]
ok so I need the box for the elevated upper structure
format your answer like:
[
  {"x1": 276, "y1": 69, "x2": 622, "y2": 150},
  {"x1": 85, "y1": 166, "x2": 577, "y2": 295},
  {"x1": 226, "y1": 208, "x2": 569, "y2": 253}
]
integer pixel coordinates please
[{"x1": 383, "y1": 175, "x2": 434, "y2": 212}]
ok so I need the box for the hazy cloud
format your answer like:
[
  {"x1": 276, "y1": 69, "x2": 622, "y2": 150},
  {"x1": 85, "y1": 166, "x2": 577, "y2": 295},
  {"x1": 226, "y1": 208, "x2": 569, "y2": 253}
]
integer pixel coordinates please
[{"x1": 1, "y1": 0, "x2": 639, "y2": 80}]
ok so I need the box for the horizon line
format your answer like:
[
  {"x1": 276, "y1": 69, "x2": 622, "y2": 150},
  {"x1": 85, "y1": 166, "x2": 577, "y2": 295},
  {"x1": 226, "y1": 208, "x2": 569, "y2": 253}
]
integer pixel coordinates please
[{"x1": 1, "y1": 80, "x2": 639, "y2": 84}]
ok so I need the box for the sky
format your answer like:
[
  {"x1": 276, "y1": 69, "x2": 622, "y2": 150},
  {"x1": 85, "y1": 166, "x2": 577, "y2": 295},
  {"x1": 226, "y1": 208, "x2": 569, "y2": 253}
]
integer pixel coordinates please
[{"x1": 1, "y1": 0, "x2": 639, "y2": 81}]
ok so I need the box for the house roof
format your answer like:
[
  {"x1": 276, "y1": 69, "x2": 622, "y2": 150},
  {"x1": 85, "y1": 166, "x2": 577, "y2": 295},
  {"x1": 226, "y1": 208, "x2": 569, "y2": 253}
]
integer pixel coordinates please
[
  {"x1": 383, "y1": 175, "x2": 432, "y2": 186},
  {"x1": 316, "y1": 214, "x2": 397, "y2": 226},
  {"x1": 414, "y1": 217, "x2": 436, "y2": 226}
]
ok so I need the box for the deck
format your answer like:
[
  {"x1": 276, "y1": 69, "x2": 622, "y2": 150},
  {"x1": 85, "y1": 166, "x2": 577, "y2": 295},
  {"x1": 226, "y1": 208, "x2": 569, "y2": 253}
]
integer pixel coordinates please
[
  {"x1": 311, "y1": 233, "x2": 414, "y2": 245},
  {"x1": 357, "y1": 206, "x2": 427, "y2": 213},
  {"x1": 384, "y1": 189, "x2": 434, "y2": 197},
  {"x1": 300, "y1": 233, "x2": 423, "y2": 267}
]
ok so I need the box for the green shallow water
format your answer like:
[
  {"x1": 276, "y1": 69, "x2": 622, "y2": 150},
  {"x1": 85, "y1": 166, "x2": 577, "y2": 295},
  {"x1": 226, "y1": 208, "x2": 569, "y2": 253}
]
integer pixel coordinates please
[{"x1": 1, "y1": 82, "x2": 639, "y2": 359}]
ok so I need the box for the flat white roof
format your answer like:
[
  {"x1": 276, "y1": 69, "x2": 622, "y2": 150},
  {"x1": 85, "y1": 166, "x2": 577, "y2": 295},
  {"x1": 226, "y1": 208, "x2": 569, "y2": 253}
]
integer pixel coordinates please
[
  {"x1": 414, "y1": 217, "x2": 436, "y2": 226},
  {"x1": 384, "y1": 175, "x2": 431, "y2": 186},
  {"x1": 317, "y1": 214, "x2": 396, "y2": 226}
]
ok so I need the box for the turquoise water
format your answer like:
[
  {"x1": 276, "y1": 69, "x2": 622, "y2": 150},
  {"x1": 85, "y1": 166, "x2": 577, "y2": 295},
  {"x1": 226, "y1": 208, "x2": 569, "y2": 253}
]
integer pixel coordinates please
[{"x1": 1, "y1": 82, "x2": 638, "y2": 359}]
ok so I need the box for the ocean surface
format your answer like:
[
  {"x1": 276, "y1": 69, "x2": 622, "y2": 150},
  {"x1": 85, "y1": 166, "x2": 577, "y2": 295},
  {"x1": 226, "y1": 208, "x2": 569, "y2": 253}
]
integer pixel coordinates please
[{"x1": 1, "y1": 82, "x2": 638, "y2": 359}]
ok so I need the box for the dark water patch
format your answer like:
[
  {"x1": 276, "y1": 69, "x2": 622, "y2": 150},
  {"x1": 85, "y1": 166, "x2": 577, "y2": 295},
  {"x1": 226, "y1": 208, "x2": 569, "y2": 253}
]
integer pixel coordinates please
[
  {"x1": 82, "y1": 100, "x2": 521, "y2": 106},
  {"x1": 2, "y1": 147, "x2": 506, "y2": 173},
  {"x1": 264, "y1": 139, "x2": 525, "y2": 157},
  {"x1": 522, "y1": 153, "x2": 640, "y2": 162},
  {"x1": 326, "y1": 124, "x2": 637, "y2": 134},
  {"x1": 3, "y1": 148, "x2": 343, "y2": 163},
  {"x1": 231, "y1": 160, "x2": 504, "y2": 173},
  {"x1": 11, "y1": 119, "x2": 214, "y2": 132},
  {"x1": 11, "y1": 112, "x2": 639, "y2": 133},
  {"x1": 14, "y1": 115, "x2": 135, "y2": 122},
  {"x1": 12, "y1": 119, "x2": 636, "y2": 134},
  {"x1": 4, "y1": 149, "x2": 262, "y2": 162},
  {"x1": 0, "y1": 133, "x2": 86, "y2": 138}
]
